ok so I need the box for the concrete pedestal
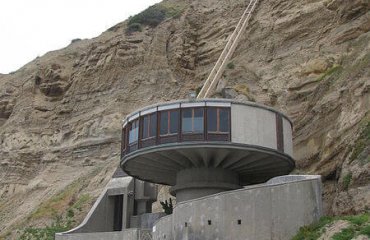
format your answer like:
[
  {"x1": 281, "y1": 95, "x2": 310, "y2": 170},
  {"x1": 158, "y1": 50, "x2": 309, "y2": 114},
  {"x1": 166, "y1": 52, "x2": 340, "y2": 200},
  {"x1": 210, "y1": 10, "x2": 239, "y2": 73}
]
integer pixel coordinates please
[{"x1": 170, "y1": 168, "x2": 241, "y2": 202}]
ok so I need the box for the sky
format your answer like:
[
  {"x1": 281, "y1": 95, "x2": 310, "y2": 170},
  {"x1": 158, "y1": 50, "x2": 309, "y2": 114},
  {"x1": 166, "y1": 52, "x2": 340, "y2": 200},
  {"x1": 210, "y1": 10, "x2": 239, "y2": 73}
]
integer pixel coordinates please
[{"x1": 0, "y1": 0, "x2": 162, "y2": 74}]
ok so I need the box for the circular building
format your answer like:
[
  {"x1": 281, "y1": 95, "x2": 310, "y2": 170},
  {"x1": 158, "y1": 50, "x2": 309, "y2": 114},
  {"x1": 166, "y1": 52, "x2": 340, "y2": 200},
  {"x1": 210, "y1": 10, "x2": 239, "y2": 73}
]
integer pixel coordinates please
[{"x1": 120, "y1": 99, "x2": 295, "y2": 202}]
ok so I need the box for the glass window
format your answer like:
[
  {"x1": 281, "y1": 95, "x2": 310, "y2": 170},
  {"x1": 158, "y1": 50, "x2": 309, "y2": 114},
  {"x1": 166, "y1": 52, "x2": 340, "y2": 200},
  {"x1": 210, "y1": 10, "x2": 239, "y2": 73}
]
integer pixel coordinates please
[
  {"x1": 143, "y1": 116, "x2": 149, "y2": 139},
  {"x1": 142, "y1": 113, "x2": 157, "y2": 139},
  {"x1": 207, "y1": 108, "x2": 217, "y2": 132},
  {"x1": 182, "y1": 108, "x2": 204, "y2": 133},
  {"x1": 169, "y1": 111, "x2": 179, "y2": 134},
  {"x1": 182, "y1": 109, "x2": 193, "y2": 133},
  {"x1": 150, "y1": 114, "x2": 157, "y2": 137},
  {"x1": 194, "y1": 108, "x2": 204, "y2": 132},
  {"x1": 129, "y1": 120, "x2": 139, "y2": 144},
  {"x1": 160, "y1": 111, "x2": 168, "y2": 135},
  {"x1": 160, "y1": 110, "x2": 179, "y2": 135},
  {"x1": 219, "y1": 108, "x2": 230, "y2": 132},
  {"x1": 207, "y1": 107, "x2": 230, "y2": 133}
]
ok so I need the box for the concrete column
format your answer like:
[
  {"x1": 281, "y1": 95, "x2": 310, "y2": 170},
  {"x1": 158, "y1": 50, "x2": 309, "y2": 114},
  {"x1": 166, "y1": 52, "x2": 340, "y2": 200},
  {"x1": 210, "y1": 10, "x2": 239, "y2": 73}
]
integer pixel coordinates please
[{"x1": 170, "y1": 168, "x2": 241, "y2": 202}]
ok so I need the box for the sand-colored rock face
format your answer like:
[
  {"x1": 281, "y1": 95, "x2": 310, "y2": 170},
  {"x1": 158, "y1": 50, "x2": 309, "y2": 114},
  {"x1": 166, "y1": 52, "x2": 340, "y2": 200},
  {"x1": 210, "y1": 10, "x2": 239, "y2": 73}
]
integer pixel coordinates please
[{"x1": 0, "y1": 0, "x2": 369, "y2": 237}]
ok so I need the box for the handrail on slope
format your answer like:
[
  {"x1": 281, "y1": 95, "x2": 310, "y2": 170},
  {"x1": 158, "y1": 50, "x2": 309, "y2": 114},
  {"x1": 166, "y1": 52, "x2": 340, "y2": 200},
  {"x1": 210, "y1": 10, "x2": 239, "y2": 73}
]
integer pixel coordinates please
[{"x1": 197, "y1": 0, "x2": 259, "y2": 99}]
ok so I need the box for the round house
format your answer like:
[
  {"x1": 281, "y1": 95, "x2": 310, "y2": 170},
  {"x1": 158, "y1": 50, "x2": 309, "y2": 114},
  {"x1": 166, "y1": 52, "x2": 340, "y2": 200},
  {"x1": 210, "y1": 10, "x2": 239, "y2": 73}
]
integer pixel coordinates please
[{"x1": 120, "y1": 99, "x2": 295, "y2": 202}]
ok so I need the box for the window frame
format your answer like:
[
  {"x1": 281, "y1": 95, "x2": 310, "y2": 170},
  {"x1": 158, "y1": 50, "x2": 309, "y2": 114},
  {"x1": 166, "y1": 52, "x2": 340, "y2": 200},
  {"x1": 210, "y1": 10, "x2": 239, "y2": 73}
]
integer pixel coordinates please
[
  {"x1": 207, "y1": 107, "x2": 230, "y2": 134},
  {"x1": 160, "y1": 109, "x2": 180, "y2": 136},
  {"x1": 181, "y1": 107, "x2": 205, "y2": 134},
  {"x1": 141, "y1": 112, "x2": 157, "y2": 140},
  {"x1": 128, "y1": 119, "x2": 139, "y2": 144}
]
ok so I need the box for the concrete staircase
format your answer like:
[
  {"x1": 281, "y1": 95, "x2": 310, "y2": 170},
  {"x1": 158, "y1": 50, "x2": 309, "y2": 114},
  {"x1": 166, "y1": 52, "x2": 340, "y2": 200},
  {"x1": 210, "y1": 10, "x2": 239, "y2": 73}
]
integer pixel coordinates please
[{"x1": 197, "y1": 0, "x2": 260, "y2": 99}]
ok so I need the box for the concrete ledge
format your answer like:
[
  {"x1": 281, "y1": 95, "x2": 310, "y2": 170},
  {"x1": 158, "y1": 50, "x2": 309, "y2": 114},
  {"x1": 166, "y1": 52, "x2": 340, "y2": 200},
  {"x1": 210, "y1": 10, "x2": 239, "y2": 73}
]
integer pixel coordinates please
[{"x1": 56, "y1": 229, "x2": 141, "y2": 240}]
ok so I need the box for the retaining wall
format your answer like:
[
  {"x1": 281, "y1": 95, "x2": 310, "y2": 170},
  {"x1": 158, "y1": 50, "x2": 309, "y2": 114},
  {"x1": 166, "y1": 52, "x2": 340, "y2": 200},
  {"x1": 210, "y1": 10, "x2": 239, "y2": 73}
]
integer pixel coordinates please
[{"x1": 153, "y1": 175, "x2": 322, "y2": 240}]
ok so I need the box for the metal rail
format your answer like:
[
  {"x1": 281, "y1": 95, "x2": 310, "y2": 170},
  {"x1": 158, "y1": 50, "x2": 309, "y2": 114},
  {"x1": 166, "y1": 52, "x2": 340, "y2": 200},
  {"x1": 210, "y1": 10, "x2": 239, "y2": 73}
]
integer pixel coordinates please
[{"x1": 197, "y1": 0, "x2": 259, "y2": 99}]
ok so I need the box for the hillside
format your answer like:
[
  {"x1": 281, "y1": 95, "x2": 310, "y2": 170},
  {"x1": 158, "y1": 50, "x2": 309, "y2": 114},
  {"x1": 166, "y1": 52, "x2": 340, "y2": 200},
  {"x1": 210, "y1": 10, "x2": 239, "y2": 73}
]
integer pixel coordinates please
[{"x1": 0, "y1": 0, "x2": 369, "y2": 238}]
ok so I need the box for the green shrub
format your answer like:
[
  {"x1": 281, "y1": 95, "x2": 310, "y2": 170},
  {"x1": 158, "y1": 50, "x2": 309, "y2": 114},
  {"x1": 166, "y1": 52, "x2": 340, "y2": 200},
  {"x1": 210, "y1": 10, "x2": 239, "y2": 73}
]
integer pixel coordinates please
[
  {"x1": 19, "y1": 214, "x2": 74, "y2": 240},
  {"x1": 332, "y1": 228, "x2": 355, "y2": 240},
  {"x1": 344, "y1": 214, "x2": 369, "y2": 226},
  {"x1": 292, "y1": 214, "x2": 370, "y2": 240},
  {"x1": 126, "y1": 23, "x2": 143, "y2": 34},
  {"x1": 71, "y1": 38, "x2": 81, "y2": 44},
  {"x1": 343, "y1": 172, "x2": 352, "y2": 191},
  {"x1": 128, "y1": 3, "x2": 185, "y2": 28},
  {"x1": 160, "y1": 198, "x2": 173, "y2": 215},
  {"x1": 227, "y1": 62, "x2": 235, "y2": 69},
  {"x1": 128, "y1": 4, "x2": 167, "y2": 27},
  {"x1": 360, "y1": 224, "x2": 370, "y2": 236},
  {"x1": 292, "y1": 216, "x2": 334, "y2": 240}
]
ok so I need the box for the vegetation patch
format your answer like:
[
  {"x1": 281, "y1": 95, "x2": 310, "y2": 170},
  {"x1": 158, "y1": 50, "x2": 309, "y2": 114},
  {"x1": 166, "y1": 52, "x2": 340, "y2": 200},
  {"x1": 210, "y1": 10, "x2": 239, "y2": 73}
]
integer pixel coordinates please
[
  {"x1": 342, "y1": 172, "x2": 352, "y2": 191},
  {"x1": 126, "y1": 2, "x2": 185, "y2": 33},
  {"x1": 195, "y1": 86, "x2": 203, "y2": 96},
  {"x1": 17, "y1": 190, "x2": 92, "y2": 240},
  {"x1": 14, "y1": 168, "x2": 102, "y2": 240},
  {"x1": 29, "y1": 181, "x2": 85, "y2": 220},
  {"x1": 292, "y1": 213, "x2": 370, "y2": 240},
  {"x1": 70, "y1": 38, "x2": 81, "y2": 44},
  {"x1": 126, "y1": 23, "x2": 143, "y2": 34},
  {"x1": 332, "y1": 227, "x2": 355, "y2": 240},
  {"x1": 349, "y1": 121, "x2": 370, "y2": 164},
  {"x1": 317, "y1": 65, "x2": 343, "y2": 82},
  {"x1": 292, "y1": 216, "x2": 334, "y2": 240},
  {"x1": 360, "y1": 224, "x2": 370, "y2": 236},
  {"x1": 18, "y1": 214, "x2": 74, "y2": 240},
  {"x1": 227, "y1": 62, "x2": 235, "y2": 69}
]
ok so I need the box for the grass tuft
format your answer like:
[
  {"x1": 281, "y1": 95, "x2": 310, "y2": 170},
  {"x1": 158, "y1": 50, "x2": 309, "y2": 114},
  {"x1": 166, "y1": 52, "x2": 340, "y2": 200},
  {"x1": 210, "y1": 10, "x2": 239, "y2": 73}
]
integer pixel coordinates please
[
  {"x1": 292, "y1": 214, "x2": 370, "y2": 240},
  {"x1": 317, "y1": 65, "x2": 343, "y2": 82},
  {"x1": 332, "y1": 227, "x2": 355, "y2": 240}
]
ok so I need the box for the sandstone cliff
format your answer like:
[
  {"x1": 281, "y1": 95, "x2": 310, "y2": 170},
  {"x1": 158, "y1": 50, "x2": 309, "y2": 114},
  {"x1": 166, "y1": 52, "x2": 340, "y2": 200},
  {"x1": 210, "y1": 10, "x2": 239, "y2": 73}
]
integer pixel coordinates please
[{"x1": 0, "y1": 0, "x2": 369, "y2": 238}]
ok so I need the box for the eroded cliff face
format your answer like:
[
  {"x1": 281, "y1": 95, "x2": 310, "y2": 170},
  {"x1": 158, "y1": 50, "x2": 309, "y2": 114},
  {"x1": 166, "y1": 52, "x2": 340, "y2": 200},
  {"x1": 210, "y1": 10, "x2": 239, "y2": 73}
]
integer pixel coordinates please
[{"x1": 0, "y1": 0, "x2": 369, "y2": 237}]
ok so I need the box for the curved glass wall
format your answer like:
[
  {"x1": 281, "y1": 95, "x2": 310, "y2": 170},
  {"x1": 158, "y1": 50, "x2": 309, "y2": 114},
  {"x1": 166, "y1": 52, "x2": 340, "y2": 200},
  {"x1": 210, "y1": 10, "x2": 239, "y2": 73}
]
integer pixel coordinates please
[{"x1": 122, "y1": 106, "x2": 231, "y2": 157}]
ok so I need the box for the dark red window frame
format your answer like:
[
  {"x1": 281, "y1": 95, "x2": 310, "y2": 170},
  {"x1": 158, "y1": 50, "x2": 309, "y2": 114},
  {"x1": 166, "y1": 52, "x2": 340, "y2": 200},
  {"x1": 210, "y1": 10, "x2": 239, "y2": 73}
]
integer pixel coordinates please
[
  {"x1": 181, "y1": 107, "x2": 204, "y2": 134},
  {"x1": 141, "y1": 113, "x2": 157, "y2": 140},
  {"x1": 207, "y1": 107, "x2": 230, "y2": 133},
  {"x1": 160, "y1": 109, "x2": 179, "y2": 136}
]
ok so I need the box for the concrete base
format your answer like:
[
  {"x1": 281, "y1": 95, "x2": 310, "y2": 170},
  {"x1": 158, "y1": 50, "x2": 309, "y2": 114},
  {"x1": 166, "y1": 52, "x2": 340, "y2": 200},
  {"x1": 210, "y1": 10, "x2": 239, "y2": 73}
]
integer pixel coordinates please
[
  {"x1": 153, "y1": 175, "x2": 323, "y2": 240},
  {"x1": 170, "y1": 168, "x2": 241, "y2": 202},
  {"x1": 55, "y1": 229, "x2": 151, "y2": 240}
]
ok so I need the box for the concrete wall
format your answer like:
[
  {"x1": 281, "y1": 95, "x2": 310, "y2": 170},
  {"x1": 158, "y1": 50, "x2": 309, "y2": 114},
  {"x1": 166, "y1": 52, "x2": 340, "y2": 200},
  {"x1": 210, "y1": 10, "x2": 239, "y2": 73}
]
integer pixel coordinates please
[
  {"x1": 131, "y1": 212, "x2": 167, "y2": 229},
  {"x1": 231, "y1": 104, "x2": 277, "y2": 150},
  {"x1": 153, "y1": 215, "x2": 172, "y2": 240},
  {"x1": 55, "y1": 229, "x2": 139, "y2": 240},
  {"x1": 231, "y1": 103, "x2": 293, "y2": 158},
  {"x1": 56, "y1": 177, "x2": 134, "y2": 237},
  {"x1": 153, "y1": 175, "x2": 322, "y2": 240}
]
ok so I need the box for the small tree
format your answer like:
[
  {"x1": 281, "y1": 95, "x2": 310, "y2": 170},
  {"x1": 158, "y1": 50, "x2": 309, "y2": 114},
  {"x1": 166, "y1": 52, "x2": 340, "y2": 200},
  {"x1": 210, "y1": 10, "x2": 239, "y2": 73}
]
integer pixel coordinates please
[{"x1": 160, "y1": 198, "x2": 173, "y2": 215}]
